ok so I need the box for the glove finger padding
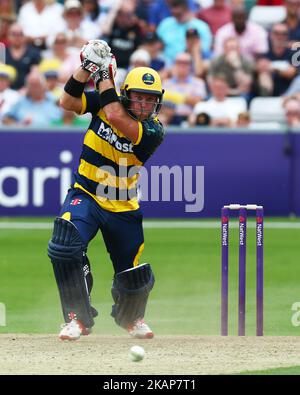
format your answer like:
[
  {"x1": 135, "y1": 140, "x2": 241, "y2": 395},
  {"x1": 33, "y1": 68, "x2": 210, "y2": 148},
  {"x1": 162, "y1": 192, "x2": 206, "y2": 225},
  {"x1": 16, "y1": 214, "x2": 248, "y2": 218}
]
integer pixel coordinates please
[
  {"x1": 89, "y1": 39, "x2": 111, "y2": 58},
  {"x1": 80, "y1": 40, "x2": 112, "y2": 73},
  {"x1": 92, "y1": 54, "x2": 118, "y2": 87},
  {"x1": 109, "y1": 55, "x2": 117, "y2": 80}
]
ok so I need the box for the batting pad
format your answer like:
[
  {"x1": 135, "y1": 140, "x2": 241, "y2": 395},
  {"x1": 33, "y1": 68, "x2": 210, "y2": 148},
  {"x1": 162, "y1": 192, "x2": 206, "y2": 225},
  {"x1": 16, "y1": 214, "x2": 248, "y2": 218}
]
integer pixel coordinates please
[
  {"x1": 48, "y1": 217, "x2": 95, "y2": 328},
  {"x1": 111, "y1": 263, "x2": 155, "y2": 328}
]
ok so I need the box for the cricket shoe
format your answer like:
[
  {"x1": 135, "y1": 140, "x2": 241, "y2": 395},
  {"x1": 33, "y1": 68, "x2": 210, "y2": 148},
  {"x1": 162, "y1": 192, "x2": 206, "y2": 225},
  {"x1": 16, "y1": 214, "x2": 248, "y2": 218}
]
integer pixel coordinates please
[
  {"x1": 59, "y1": 319, "x2": 91, "y2": 341},
  {"x1": 127, "y1": 318, "x2": 154, "y2": 339}
]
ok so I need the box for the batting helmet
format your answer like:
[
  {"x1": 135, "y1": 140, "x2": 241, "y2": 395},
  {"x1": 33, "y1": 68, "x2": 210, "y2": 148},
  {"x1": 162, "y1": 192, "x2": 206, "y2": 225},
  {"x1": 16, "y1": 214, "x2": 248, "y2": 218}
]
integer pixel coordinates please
[{"x1": 120, "y1": 67, "x2": 164, "y2": 120}]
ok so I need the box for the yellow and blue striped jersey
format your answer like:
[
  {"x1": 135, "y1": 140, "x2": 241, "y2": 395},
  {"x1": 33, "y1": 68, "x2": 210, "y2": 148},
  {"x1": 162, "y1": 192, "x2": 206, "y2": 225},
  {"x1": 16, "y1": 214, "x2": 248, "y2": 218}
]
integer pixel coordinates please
[{"x1": 73, "y1": 91, "x2": 165, "y2": 212}]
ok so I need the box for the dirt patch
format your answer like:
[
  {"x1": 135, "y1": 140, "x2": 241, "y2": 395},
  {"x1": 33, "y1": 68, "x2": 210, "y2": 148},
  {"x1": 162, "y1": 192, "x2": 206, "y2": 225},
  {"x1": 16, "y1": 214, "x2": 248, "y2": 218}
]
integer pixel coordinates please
[{"x1": 0, "y1": 334, "x2": 300, "y2": 375}]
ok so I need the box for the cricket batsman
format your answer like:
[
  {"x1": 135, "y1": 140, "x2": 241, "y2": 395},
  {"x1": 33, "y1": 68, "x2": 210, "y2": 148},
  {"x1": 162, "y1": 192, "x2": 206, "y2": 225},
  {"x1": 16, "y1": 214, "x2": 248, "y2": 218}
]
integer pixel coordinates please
[{"x1": 47, "y1": 39, "x2": 165, "y2": 340}]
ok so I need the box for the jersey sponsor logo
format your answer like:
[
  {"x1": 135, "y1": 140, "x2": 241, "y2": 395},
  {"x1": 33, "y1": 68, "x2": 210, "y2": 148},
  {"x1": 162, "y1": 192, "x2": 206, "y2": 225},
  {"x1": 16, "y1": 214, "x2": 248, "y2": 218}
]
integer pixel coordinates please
[
  {"x1": 70, "y1": 198, "x2": 82, "y2": 206},
  {"x1": 97, "y1": 121, "x2": 134, "y2": 153},
  {"x1": 142, "y1": 73, "x2": 155, "y2": 85}
]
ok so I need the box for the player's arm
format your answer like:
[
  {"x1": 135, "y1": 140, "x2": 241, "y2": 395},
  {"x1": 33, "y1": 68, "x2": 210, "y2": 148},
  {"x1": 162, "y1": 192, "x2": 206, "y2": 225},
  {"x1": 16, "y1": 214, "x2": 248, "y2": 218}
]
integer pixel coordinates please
[
  {"x1": 98, "y1": 79, "x2": 140, "y2": 144},
  {"x1": 60, "y1": 68, "x2": 90, "y2": 114}
]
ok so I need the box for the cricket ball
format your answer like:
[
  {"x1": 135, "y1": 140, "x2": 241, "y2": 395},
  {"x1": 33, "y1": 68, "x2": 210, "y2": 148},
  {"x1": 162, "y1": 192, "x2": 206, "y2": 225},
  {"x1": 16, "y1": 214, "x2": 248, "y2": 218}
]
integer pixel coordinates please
[{"x1": 129, "y1": 345, "x2": 145, "y2": 362}]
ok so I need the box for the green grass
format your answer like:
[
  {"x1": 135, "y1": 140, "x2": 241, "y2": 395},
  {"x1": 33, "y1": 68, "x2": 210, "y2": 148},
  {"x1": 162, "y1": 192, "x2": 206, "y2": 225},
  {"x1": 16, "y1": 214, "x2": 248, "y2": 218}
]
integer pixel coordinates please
[
  {"x1": 0, "y1": 218, "x2": 300, "y2": 337},
  {"x1": 239, "y1": 366, "x2": 300, "y2": 375}
]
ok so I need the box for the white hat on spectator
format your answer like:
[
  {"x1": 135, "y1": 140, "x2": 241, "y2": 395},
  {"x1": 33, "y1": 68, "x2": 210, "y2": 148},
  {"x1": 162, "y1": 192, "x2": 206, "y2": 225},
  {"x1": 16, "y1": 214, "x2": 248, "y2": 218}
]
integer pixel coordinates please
[
  {"x1": 64, "y1": 0, "x2": 83, "y2": 12},
  {"x1": 130, "y1": 49, "x2": 151, "y2": 66}
]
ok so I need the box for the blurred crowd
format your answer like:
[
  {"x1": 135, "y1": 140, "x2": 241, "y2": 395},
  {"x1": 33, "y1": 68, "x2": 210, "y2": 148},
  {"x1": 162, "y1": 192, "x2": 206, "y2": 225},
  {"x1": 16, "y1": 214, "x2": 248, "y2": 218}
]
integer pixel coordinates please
[{"x1": 1, "y1": 0, "x2": 300, "y2": 128}]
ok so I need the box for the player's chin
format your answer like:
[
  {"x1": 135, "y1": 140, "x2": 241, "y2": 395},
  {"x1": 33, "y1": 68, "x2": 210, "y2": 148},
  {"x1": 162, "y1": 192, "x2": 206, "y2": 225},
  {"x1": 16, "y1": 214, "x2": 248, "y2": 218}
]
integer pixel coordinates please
[
  {"x1": 132, "y1": 112, "x2": 149, "y2": 121},
  {"x1": 139, "y1": 114, "x2": 150, "y2": 121},
  {"x1": 130, "y1": 108, "x2": 152, "y2": 121}
]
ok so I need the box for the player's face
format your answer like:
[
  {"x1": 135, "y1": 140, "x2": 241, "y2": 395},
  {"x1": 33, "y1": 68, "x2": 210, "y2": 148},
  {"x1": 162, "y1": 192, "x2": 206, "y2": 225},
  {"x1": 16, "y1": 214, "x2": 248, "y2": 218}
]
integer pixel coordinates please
[
  {"x1": 129, "y1": 92, "x2": 158, "y2": 120},
  {"x1": 0, "y1": 76, "x2": 9, "y2": 92}
]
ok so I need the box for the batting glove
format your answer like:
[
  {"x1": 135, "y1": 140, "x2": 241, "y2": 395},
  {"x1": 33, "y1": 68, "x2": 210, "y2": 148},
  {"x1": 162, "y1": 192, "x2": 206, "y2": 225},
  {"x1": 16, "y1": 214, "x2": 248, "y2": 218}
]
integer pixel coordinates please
[
  {"x1": 92, "y1": 54, "x2": 117, "y2": 86},
  {"x1": 80, "y1": 39, "x2": 112, "y2": 74}
]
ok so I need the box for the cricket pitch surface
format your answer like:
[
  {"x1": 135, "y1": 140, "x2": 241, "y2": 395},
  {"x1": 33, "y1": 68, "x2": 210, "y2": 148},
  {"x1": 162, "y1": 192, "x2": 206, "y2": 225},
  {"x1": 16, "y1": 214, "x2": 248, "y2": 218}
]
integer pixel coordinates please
[{"x1": 0, "y1": 335, "x2": 299, "y2": 375}]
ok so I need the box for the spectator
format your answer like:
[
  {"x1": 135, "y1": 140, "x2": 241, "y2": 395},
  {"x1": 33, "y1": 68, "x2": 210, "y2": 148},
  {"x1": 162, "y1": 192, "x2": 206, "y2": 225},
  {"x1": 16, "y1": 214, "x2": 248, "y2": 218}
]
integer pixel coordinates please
[
  {"x1": 284, "y1": 0, "x2": 300, "y2": 47},
  {"x1": 163, "y1": 52, "x2": 207, "y2": 123},
  {"x1": 214, "y1": 5, "x2": 268, "y2": 61},
  {"x1": 38, "y1": 58, "x2": 63, "y2": 101},
  {"x1": 157, "y1": 0, "x2": 212, "y2": 65},
  {"x1": 189, "y1": 74, "x2": 247, "y2": 127},
  {"x1": 105, "y1": 1, "x2": 143, "y2": 69},
  {"x1": 198, "y1": 0, "x2": 214, "y2": 6},
  {"x1": 5, "y1": 23, "x2": 41, "y2": 90},
  {"x1": 257, "y1": 0, "x2": 284, "y2": 4},
  {"x1": 236, "y1": 111, "x2": 251, "y2": 127},
  {"x1": 129, "y1": 48, "x2": 151, "y2": 68},
  {"x1": 140, "y1": 32, "x2": 166, "y2": 72},
  {"x1": 0, "y1": 13, "x2": 16, "y2": 46},
  {"x1": 284, "y1": 74, "x2": 300, "y2": 99},
  {"x1": 114, "y1": 48, "x2": 151, "y2": 92},
  {"x1": 135, "y1": 0, "x2": 153, "y2": 34},
  {"x1": 42, "y1": 32, "x2": 81, "y2": 83},
  {"x1": 254, "y1": 23, "x2": 297, "y2": 96},
  {"x1": 158, "y1": 100, "x2": 179, "y2": 125},
  {"x1": 197, "y1": 0, "x2": 232, "y2": 36},
  {"x1": 99, "y1": 0, "x2": 122, "y2": 36},
  {"x1": 148, "y1": 0, "x2": 199, "y2": 30},
  {"x1": 283, "y1": 97, "x2": 300, "y2": 126},
  {"x1": 81, "y1": 0, "x2": 103, "y2": 26},
  {"x1": 18, "y1": 0, "x2": 64, "y2": 50},
  {"x1": 53, "y1": 0, "x2": 100, "y2": 50},
  {"x1": 0, "y1": 0, "x2": 15, "y2": 16},
  {"x1": 2, "y1": 70, "x2": 62, "y2": 126},
  {"x1": 99, "y1": 0, "x2": 115, "y2": 13},
  {"x1": 0, "y1": 63, "x2": 20, "y2": 123},
  {"x1": 210, "y1": 36, "x2": 254, "y2": 98},
  {"x1": 15, "y1": 0, "x2": 23, "y2": 13},
  {"x1": 51, "y1": 108, "x2": 91, "y2": 127},
  {"x1": 185, "y1": 27, "x2": 210, "y2": 78}
]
